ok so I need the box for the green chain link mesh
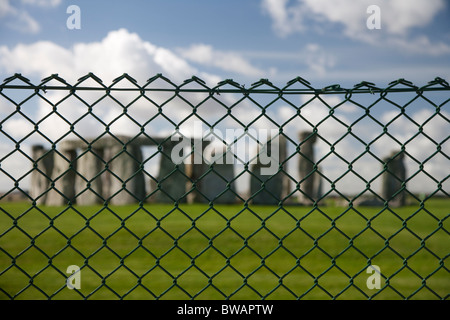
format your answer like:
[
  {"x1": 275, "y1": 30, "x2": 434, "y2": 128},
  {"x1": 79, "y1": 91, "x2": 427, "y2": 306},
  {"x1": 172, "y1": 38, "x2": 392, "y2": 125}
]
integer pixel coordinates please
[{"x1": 0, "y1": 73, "x2": 448, "y2": 300}]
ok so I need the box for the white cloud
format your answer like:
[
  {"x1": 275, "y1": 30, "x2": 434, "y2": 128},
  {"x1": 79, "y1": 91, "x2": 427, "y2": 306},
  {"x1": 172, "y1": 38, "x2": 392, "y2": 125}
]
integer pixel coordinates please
[
  {"x1": 21, "y1": 0, "x2": 62, "y2": 7},
  {"x1": 261, "y1": 0, "x2": 449, "y2": 55},
  {"x1": 261, "y1": 0, "x2": 305, "y2": 37},
  {"x1": 0, "y1": 0, "x2": 40, "y2": 34},
  {"x1": 0, "y1": 28, "x2": 230, "y2": 142},
  {"x1": 178, "y1": 44, "x2": 265, "y2": 78},
  {"x1": 387, "y1": 36, "x2": 450, "y2": 56},
  {"x1": 154, "y1": 47, "x2": 199, "y2": 81},
  {"x1": 12, "y1": 10, "x2": 40, "y2": 33},
  {"x1": 0, "y1": 29, "x2": 217, "y2": 85},
  {"x1": 2, "y1": 118, "x2": 34, "y2": 141},
  {"x1": 0, "y1": 41, "x2": 72, "y2": 75},
  {"x1": 263, "y1": 0, "x2": 445, "y2": 37},
  {"x1": 304, "y1": 44, "x2": 336, "y2": 76},
  {"x1": 380, "y1": 0, "x2": 444, "y2": 36},
  {"x1": 0, "y1": 0, "x2": 15, "y2": 17},
  {"x1": 0, "y1": 0, "x2": 62, "y2": 34}
]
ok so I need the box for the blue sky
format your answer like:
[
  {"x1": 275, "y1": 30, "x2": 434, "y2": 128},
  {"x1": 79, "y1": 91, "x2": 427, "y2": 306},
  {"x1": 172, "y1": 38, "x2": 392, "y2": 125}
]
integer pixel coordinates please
[{"x1": 0, "y1": 0, "x2": 448, "y2": 195}]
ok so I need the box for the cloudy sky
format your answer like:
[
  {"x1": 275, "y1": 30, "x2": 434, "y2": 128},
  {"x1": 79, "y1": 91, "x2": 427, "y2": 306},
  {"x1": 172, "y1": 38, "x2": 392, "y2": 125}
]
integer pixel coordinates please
[
  {"x1": 1, "y1": 0, "x2": 450, "y2": 85},
  {"x1": 0, "y1": 0, "x2": 448, "y2": 197}
]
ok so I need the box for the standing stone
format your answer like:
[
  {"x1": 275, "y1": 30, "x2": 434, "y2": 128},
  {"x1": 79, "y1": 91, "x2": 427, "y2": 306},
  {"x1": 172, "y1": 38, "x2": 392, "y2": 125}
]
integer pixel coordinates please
[
  {"x1": 250, "y1": 135, "x2": 287, "y2": 205},
  {"x1": 313, "y1": 165, "x2": 323, "y2": 201},
  {"x1": 147, "y1": 178, "x2": 158, "y2": 203},
  {"x1": 155, "y1": 140, "x2": 188, "y2": 203},
  {"x1": 75, "y1": 148, "x2": 104, "y2": 205},
  {"x1": 201, "y1": 147, "x2": 236, "y2": 204},
  {"x1": 186, "y1": 139, "x2": 210, "y2": 204},
  {"x1": 46, "y1": 145, "x2": 77, "y2": 206},
  {"x1": 108, "y1": 143, "x2": 146, "y2": 205},
  {"x1": 30, "y1": 145, "x2": 54, "y2": 205},
  {"x1": 186, "y1": 161, "x2": 206, "y2": 203},
  {"x1": 382, "y1": 151, "x2": 406, "y2": 207},
  {"x1": 298, "y1": 131, "x2": 320, "y2": 205}
]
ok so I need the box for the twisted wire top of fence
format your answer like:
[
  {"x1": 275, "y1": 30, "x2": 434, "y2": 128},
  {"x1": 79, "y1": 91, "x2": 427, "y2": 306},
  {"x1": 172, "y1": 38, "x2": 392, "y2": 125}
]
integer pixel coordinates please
[{"x1": 1, "y1": 73, "x2": 450, "y2": 94}]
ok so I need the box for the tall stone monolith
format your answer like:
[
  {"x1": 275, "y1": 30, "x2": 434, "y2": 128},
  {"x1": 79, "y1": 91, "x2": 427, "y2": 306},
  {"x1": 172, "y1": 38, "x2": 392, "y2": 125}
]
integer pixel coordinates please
[
  {"x1": 250, "y1": 135, "x2": 287, "y2": 205},
  {"x1": 108, "y1": 143, "x2": 146, "y2": 205},
  {"x1": 75, "y1": 148, "x2": 104, "y2": 205},
  {"x1": 298, "y1": 131, "x2": 321, "y2": 205},
  {"x1": 45, "y1": 144, "x2": 77, "y2": 206},
  {"x1": 382, "y1": 151, "x2": 406, "y2": 207},
  {"x1": 30, "y1": 145, "x2": 54, "y2": 205},
  {"x1": 201, "y1": 147, "x2": 236, "y2": 204},
  {"x1": 155, "y1": 140, "x2": 188, "y2": 203},
  {"x1": 185, "y1": 139, "x2": 210, "y2": 204}
]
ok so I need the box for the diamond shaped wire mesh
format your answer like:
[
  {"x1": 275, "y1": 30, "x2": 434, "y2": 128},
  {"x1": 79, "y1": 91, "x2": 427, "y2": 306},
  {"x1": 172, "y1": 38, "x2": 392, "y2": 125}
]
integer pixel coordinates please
[{"x1": 0, "y1": 73, "x2": 448, "y2": 300}]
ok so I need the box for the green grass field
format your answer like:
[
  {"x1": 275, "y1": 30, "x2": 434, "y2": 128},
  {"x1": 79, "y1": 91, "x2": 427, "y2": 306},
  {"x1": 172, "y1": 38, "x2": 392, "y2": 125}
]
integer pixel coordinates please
[{"x1": 0, "y1": 199, "x2": 448, "y2": 300}]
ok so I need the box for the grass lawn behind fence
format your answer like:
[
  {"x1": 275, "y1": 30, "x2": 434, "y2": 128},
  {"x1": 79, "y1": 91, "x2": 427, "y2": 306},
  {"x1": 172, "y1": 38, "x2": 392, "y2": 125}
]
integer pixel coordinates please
[{"x1": 0, "y1": 199, "x2": 448, "y2": 299}]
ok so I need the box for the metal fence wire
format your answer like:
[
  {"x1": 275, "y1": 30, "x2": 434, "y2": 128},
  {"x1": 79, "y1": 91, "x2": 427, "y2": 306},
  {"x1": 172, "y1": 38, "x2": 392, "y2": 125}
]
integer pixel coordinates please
[{"x1": 0, "y1": 73, "x2": 448, "y2": 300}]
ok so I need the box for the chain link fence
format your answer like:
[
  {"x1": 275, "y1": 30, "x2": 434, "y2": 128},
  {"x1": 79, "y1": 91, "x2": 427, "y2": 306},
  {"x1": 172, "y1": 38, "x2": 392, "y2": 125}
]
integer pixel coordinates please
[{"x1": 0, "y1": 73, "x2": 448, "y2": 299}]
